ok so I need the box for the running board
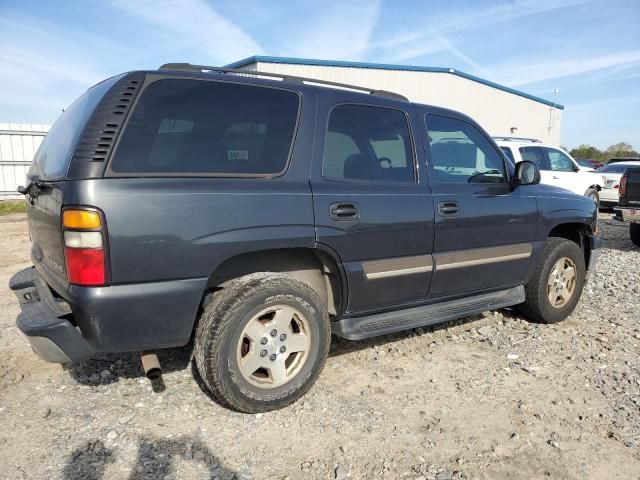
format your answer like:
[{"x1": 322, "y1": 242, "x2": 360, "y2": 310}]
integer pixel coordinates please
[{"x1": 332, "y1": 286, "x2": 525, "y2": 340}]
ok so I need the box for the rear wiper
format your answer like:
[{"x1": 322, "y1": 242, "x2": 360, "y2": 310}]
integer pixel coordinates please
[{"x1": 17, "y1": 177, "x2": 49, "y2": 196}]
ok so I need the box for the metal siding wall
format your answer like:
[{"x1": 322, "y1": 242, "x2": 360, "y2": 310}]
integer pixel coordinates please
[
  {"x1": 254, "y1": 62, "x2": 562, "y2": 145},
  {"x1": 0, "y1": 123, "x2": 50, "y2": 199}
]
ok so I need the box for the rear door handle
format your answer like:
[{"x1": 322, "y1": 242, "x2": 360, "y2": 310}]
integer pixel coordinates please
[
  {"x1": 330, "y1": 202, "x2": 359, "y2": 221},
  {"x1": 438, "y1": 201, "x2": 458, "y2": 216}
]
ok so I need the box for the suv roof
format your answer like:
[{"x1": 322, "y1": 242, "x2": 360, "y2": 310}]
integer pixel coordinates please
[
  {"x1": 159, "y1": 63, "x2": 409, "y2": 102},
  {"x1": 492, "y1": 136, "x2": 542, "y2": 144}
]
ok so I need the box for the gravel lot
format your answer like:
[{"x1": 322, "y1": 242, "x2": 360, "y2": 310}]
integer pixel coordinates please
[{"x1": 0, "y1": 212, "x2": 639, "y2": 480}]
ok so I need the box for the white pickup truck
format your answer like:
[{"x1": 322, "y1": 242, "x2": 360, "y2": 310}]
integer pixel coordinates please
[{"x1": 495, "y1": 137, "x2": 604, "y2": 206}]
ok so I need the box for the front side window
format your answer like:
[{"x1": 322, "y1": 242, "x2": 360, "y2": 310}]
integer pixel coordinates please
[
  {"x1": 323, "y1": 104, "x2": 414, "y2": 182},
  {"x1": 546, "y1": 148, "x2": 575, "y2": 172},
  {"x1": 425, "y1": 115, "x2": 506, "y2": 183},
  {"x1": 110, "y1": 79, "x2": 299, "y2": 175}
]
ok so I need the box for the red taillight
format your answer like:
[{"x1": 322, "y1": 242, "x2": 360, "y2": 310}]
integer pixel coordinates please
[
  {"x1": 619, "y1": 175, "x2": 627, "y2": 198},
  {"x1": 62, "y1": 208, "x2": 107, "y2": 286},
  {"x1": 64, "y1": 248, "x2": 105, "y2": 286}
]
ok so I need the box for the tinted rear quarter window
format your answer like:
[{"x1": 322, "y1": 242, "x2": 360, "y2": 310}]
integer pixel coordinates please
[
  {"x1": 30, "y1": 75, "x2": 124, "y2": 180},
  {"x1": 110, "y1": 79, "x2": 300, "y2": 175}
]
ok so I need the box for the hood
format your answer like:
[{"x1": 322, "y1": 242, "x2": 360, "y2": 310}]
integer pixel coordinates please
[{"x1": 537, "y1": 183, "x2": 582, "y2": 198}]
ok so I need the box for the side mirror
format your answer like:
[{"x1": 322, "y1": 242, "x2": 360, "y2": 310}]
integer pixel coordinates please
[{"x1": 513, "y1": 161, "x2": 540, "y2": 186}]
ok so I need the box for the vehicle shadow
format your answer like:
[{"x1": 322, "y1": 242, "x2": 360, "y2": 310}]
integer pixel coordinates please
[
  {"x1": 63, "y1": 435, "x2": 236, "y2": 480},
  {"x1": 64, "y1": 343, "x2": 194, "y2": 387},
  {"x1": 65, "y1": 311, "x2": 504, "y2": 392}
]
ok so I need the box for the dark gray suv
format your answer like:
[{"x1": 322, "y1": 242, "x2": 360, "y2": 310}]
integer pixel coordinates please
[{"x1": 11, "y1": 64, "x2": 600, "y2": 413}]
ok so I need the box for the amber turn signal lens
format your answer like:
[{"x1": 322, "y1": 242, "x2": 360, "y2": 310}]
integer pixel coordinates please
[{"x1": 62, "y1": 210, "x2": 101, "y2": 229}]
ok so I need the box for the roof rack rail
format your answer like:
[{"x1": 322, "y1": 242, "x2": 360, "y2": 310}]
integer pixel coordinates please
[
  {"x1": 158, "y1": 63, "x2": 408, "y2": 101},
  {"x1": 492, "y1": 136, "x2": 542, "y2": 143}
]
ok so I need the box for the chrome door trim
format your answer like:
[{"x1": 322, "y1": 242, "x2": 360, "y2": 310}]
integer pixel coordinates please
[
  {"x1": 435, "y1": 243, "x2": 532, "y2": 271},
  {"x1": 363, "y1": 255, "x2": 433, "y2": 280},
  {"x1": 361, "y1": 243, "x2": 533, "y2": 280}
]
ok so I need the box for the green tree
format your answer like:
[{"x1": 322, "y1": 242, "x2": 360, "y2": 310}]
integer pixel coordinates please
[
  {"x1": 603, "y1": 142, "x2": 638, "y2": 162},
  {"x1": 570, "y1": 144, "x2": 602, "y2": 160}
]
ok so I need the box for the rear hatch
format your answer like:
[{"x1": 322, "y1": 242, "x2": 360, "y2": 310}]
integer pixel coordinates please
[
  {"x1": 623, "y1": 168, "x2": 640, "y2": 206},
  {"x1": 24, "y1": 76, "x2": 124, "y2": 288}
]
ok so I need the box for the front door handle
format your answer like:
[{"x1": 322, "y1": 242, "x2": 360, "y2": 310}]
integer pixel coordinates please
[
  {"x1": 438, "y1": 201, "x2": 458, "y2": 216},
  {"x1": 330, "y1": 202, "x2": 359, "y2": 220}
]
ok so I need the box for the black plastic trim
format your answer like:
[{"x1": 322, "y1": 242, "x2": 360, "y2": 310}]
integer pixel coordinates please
[
  {"x1": 10, "y1": 267, "x2": 95, "y2": 362},
  {"x1": 67, "y1": 72, "x2": 146, "y2": 180},
  {"x1": 332, "y1": 285, "x2": 524, "y2": 340}
]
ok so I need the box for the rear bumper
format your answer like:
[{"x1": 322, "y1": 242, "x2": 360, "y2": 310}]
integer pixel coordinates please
[
  {"x1": 599, "y1": 189, "x2": 619, "y2": 205},
  {"x1": 10, "y1": 267, "x2": 206, "y2": 363},
  {"x1": 617, "y1": 207, "x2": 640, "y2": 223},
  {"x1": 10, "y1": 267, "x2": 94, "y2": 362}
]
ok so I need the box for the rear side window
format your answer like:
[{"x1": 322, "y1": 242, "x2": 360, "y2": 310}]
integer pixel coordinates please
[
  {"x1": 110, "y1": 79, "x2": 300, "y2": 175},
  {"x1": 426, "y1": 115, "x2": 506, "y2": 183},
  {"x1": 30, "y1": 75, "x2": 124, "y2": 180},
  {"x1": 323, "y1": 104, "x2": 414, "y2": 182},
  {"x1": 520, "y1": 146, "x2": 550, "y2": 170}
]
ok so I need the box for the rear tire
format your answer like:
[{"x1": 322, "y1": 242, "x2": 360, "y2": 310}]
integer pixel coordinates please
[
  {"x1": 631, "y1": 223, "x2": 640, "y2": 247},
  {"x1": 520, "y1": 237, "x2": 586, "y2": 324},
  {"x1": 194, "y1": 273, "x2": 330, "y2": 413},
  {"x1": 585, "y1": 188, "x2": 600, "y2": 208}
]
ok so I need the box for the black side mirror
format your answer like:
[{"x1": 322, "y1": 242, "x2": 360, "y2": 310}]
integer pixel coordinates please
[{"x1": 513, "y1": 161, "x2": 540, "y2": 187}]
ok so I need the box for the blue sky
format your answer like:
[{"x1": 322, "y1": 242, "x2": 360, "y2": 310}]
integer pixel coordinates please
[{"x1": 1, "y1": 0, "x2": 638, "y2": 150}]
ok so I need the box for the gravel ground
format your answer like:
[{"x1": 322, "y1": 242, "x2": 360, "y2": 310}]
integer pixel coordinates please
[{"x1": 0, "y1": 213, "x2": 639, "y2": 480}]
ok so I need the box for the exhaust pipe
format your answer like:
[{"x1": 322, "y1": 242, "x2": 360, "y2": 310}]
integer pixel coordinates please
[{"x1": 140, "y1": 351, "x2": 162, "y2": 380}]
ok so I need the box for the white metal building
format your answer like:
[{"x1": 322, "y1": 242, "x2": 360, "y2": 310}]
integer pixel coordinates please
[
  {"x1": 226, "y1": 56, "x2": 563, "y2": 145},
  {"x1": 0, "y1": 123, "x2": 49, "y2": 199}
]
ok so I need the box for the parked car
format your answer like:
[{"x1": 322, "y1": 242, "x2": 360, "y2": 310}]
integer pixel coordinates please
[
  {"x1": 608, "y1": 157, "x2": 640, "y2": 164},
  {"x1": 596, "y1": 161, "x2": 640, "y2": 207},
  {"x1": 10, "y1": 64, "x2": 600, "y2": 413},
  {"x1": 615, "y1": 166, "x2": 640, "y2": 246},
  {"x1": 495, "y1": 138, "x2": 604, "y2": 206},
  {"x1": 576, "y1": 159, "x2": 604, "y2": 170}
]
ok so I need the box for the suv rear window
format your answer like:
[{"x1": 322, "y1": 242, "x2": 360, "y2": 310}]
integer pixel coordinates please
[
  {"x1": 110, "y1": 79, "x2": 300, "y2": 175},
  {"x1": 29, "y1": 75, "x2": 124, "y2": 180}
]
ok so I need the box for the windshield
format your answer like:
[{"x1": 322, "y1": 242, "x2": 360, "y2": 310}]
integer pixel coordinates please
[{"x1": 29, "y1": 75, "x2": 124, "y2": 180}]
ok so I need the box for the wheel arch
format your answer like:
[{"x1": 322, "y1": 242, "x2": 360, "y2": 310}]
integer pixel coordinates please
[
  {"x1": 204, "y1": 248, "x2": 344, "y2": 316},
  {"x1": 547, "y1": 222, "x2": 593, "y2": 269}
]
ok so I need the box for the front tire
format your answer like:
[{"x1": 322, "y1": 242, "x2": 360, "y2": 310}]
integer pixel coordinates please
[
  {"x1": 194, "y1": 273, "x2": 330, "y2": 413},
  {"x1": 631, "y1": 223, "x2": 640, "y2": 247},
  {"x1": 585, "y1": 188, "x2": 600, "y2": 208},
  {"x1": 520, "y1": 237, "x2": 586, "y2": 323}
]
